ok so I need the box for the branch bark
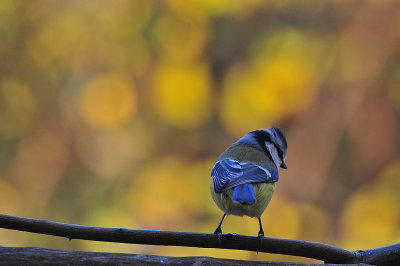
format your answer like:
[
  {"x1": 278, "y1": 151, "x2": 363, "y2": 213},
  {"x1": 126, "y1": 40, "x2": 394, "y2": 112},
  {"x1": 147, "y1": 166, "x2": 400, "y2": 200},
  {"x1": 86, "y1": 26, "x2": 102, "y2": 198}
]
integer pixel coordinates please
[
  {"x1": 0, "y1": 246, "x2": 366, "y2": 266},
  {"x1": 0, "y1": 214, "x2": 399, "y2": 265}
]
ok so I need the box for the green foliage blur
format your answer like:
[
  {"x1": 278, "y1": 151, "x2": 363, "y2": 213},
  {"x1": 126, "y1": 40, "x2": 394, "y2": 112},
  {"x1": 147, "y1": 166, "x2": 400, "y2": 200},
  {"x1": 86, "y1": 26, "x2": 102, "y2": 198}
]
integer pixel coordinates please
[{"x1": 1, "y1": 0, "x2": 400, "y2": 263}]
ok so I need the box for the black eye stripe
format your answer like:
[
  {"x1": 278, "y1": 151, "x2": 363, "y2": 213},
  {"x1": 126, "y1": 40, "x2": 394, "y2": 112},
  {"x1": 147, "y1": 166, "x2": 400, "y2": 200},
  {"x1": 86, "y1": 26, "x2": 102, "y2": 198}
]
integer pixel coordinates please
[
  {"x1": 252, "y1": 129, "x2": 286, "y2": 161},
  {"x1": 251, "y1": 128, "x2": 287, "y2": 161},
  {"x1": 275, "y1": 144, "x2": 284, "y2": 158},
  {"x1": 253, "y1": 131, "x2": 274, "y2": 162}
]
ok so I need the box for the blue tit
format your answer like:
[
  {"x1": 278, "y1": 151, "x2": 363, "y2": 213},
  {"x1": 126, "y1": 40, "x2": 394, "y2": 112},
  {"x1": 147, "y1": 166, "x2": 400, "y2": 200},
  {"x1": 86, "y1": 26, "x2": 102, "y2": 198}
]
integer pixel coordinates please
[{"x1": 210, "y1": 127, "x2": 288, "y2": 241}]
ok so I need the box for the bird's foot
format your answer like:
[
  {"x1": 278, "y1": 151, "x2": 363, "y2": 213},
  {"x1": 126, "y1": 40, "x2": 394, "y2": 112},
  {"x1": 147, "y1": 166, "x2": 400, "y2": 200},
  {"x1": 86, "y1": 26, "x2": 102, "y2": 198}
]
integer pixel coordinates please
[
  {"x1": 214, "y1": 227, "x2": 223, "y2": 246},
  {"x1": 256, "y1": 231, "x2": 264, "y2": 254}
]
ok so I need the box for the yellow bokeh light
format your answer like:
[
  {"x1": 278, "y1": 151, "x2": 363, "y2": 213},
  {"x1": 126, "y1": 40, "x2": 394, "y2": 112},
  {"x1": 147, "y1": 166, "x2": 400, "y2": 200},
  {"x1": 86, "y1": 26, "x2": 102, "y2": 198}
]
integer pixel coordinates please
[
  {"x1": 339, "y1": 186, "x2": 399, "y2": 250},
  {"x1": 0, "y1": 179, "x2": 23, "y2": 215},
  {"x1": 82, "y1": 207, "x2": 140, "y2": 253},
  {"x1": 152, "y1": 62, "x2": 212, "y2": 129},
  {"x1": 296, "y1": 203, "x2": 334, "y2": 242},
  {"x1": 377, "y1": 160, "x2": 400, "y2": 198},
  {"x1": 29, "y1": 1, "x2": 153, "y2": 76},
  {"x1": 76, "y1": 124, "x2": 152, "y2": 179},
  {"x1": 221, "y1": 65, "x2": 279, "y2": 135},
  {"x1": 153, "y1": 13, "x2": 207, "y2": 62},
  {"x1": 262, "y1": 197, "x2": 301, "y2": 240},
  {"x1": 126, "y1": 157, "x2": 214, "y2": 228},
  {"x1": 81, "y1": 74, "x2": 136, "y2": 128},
  {"x1": 165, "y1": 0, "x2": 263, "y2": 18},
  {"x1": 220, "y1": 30, "x2": 321, "y2": 136}
]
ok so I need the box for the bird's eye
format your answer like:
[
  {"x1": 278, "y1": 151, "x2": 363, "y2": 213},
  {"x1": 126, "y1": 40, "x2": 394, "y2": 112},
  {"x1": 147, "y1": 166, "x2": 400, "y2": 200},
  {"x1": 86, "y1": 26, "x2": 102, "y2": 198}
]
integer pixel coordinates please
[
  {"x1": 276, "y1": 146, "x2": 284, "y2": 158},
  {"x1": 272, "y1": 142, "x2": 285, "y2": 158}
]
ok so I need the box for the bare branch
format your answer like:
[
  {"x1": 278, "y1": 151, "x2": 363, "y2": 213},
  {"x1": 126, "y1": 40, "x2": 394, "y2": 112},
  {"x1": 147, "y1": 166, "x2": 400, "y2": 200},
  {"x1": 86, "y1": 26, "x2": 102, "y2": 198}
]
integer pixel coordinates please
[
  {"x1": 0, "y1": 246, "x2": 356, "y2": 266},
  {"x1": 0, "y1": 214, "x2": 398, "y2": 265},
  {"x1": 0, "y1": 246, "x2": 398, "y2": 266},
  {"x1": 358, "y1": 243, "x2": 400, "y2": 265}
]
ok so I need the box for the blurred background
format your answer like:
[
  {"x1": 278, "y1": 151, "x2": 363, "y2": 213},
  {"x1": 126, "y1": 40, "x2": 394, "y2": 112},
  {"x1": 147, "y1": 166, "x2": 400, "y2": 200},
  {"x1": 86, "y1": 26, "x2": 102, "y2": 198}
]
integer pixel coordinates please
[{"x1": 1, "y1": 0, "x2": 400, "y2": 263}]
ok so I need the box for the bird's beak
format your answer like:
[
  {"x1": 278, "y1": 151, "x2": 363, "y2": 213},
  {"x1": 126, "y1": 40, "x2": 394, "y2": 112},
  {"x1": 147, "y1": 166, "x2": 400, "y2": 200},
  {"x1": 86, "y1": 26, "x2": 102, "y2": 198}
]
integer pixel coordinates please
[{"x1": 281, "y1": 161, "x2": 287, "y2": 169}]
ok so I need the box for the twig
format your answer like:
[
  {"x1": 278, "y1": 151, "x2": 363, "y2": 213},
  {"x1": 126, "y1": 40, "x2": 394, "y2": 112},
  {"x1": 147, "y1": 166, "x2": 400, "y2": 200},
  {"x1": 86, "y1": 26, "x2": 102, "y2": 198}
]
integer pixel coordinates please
[{"x1": 0, "y1": 214, "x2": 398, "y2": 264}]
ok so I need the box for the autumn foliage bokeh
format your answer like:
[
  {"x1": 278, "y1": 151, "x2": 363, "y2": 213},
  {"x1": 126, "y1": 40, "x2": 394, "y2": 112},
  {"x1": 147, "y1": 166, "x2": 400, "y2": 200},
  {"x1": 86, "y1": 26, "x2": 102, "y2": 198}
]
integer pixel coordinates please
[{"x1": 1, "y1": 0, "x2": 400, "y2": 263}]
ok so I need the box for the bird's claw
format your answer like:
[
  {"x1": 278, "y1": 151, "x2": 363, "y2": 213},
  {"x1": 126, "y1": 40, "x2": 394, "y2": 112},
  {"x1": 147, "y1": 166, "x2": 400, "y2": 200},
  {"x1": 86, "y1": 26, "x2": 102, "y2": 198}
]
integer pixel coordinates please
[
  {"x1": 214, "y1": 227, "x2": 223, "y2": 246},
  {"x1": 257, "y1": 231, "x2": 264, "y2": 254}
]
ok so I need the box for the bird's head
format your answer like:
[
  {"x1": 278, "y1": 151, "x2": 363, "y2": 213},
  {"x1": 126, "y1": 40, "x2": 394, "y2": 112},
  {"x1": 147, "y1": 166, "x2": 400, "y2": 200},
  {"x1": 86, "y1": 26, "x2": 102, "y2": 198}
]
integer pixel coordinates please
[
  {"x1": 265, "y1": 127, "x2": 288, "y2": 169},
  {"x1": 236, "y1": 127, "x2": 288, "y2": 169}
]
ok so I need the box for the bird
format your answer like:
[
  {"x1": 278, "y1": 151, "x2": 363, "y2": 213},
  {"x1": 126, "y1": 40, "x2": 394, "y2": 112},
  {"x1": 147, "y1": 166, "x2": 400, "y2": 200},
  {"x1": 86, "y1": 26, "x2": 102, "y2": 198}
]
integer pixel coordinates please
[{"x1": 210, "y1": 127, "x2": 288, "y2": 245}]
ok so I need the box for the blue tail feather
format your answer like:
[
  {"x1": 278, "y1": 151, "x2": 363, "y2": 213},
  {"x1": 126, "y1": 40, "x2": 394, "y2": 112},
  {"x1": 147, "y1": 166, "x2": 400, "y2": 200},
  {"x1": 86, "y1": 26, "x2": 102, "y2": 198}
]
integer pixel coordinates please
[{"x1": 232, "y1": 184, "x2": 256, "y2": 205}]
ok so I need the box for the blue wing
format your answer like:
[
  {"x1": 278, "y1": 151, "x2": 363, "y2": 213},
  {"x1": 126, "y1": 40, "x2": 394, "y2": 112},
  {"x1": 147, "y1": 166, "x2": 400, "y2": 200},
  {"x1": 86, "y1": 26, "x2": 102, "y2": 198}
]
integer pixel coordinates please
[
  {"x1": 211, "y1": 158, "x2": 279, "y2": 193},
  {"x1": 211, "y1": 158, "x2": 242, "y2": 193}
]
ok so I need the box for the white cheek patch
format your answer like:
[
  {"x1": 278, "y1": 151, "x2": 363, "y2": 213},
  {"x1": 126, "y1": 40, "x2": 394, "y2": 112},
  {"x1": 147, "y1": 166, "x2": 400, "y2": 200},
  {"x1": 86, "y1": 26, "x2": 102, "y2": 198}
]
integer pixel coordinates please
[{"x1": 265, "y1": 141, "x2": 281, "y2": 169}]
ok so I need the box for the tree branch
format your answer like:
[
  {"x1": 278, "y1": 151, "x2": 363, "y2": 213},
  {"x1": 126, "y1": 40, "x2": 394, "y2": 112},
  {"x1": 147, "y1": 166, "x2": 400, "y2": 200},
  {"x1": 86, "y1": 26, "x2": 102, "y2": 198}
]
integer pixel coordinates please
[
  {"x1": 0, "y1": 214, "x2": 398, "y2": 265},
  {"x1": 0, "y1": 246, "x2": 351, "y2": 266}
]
